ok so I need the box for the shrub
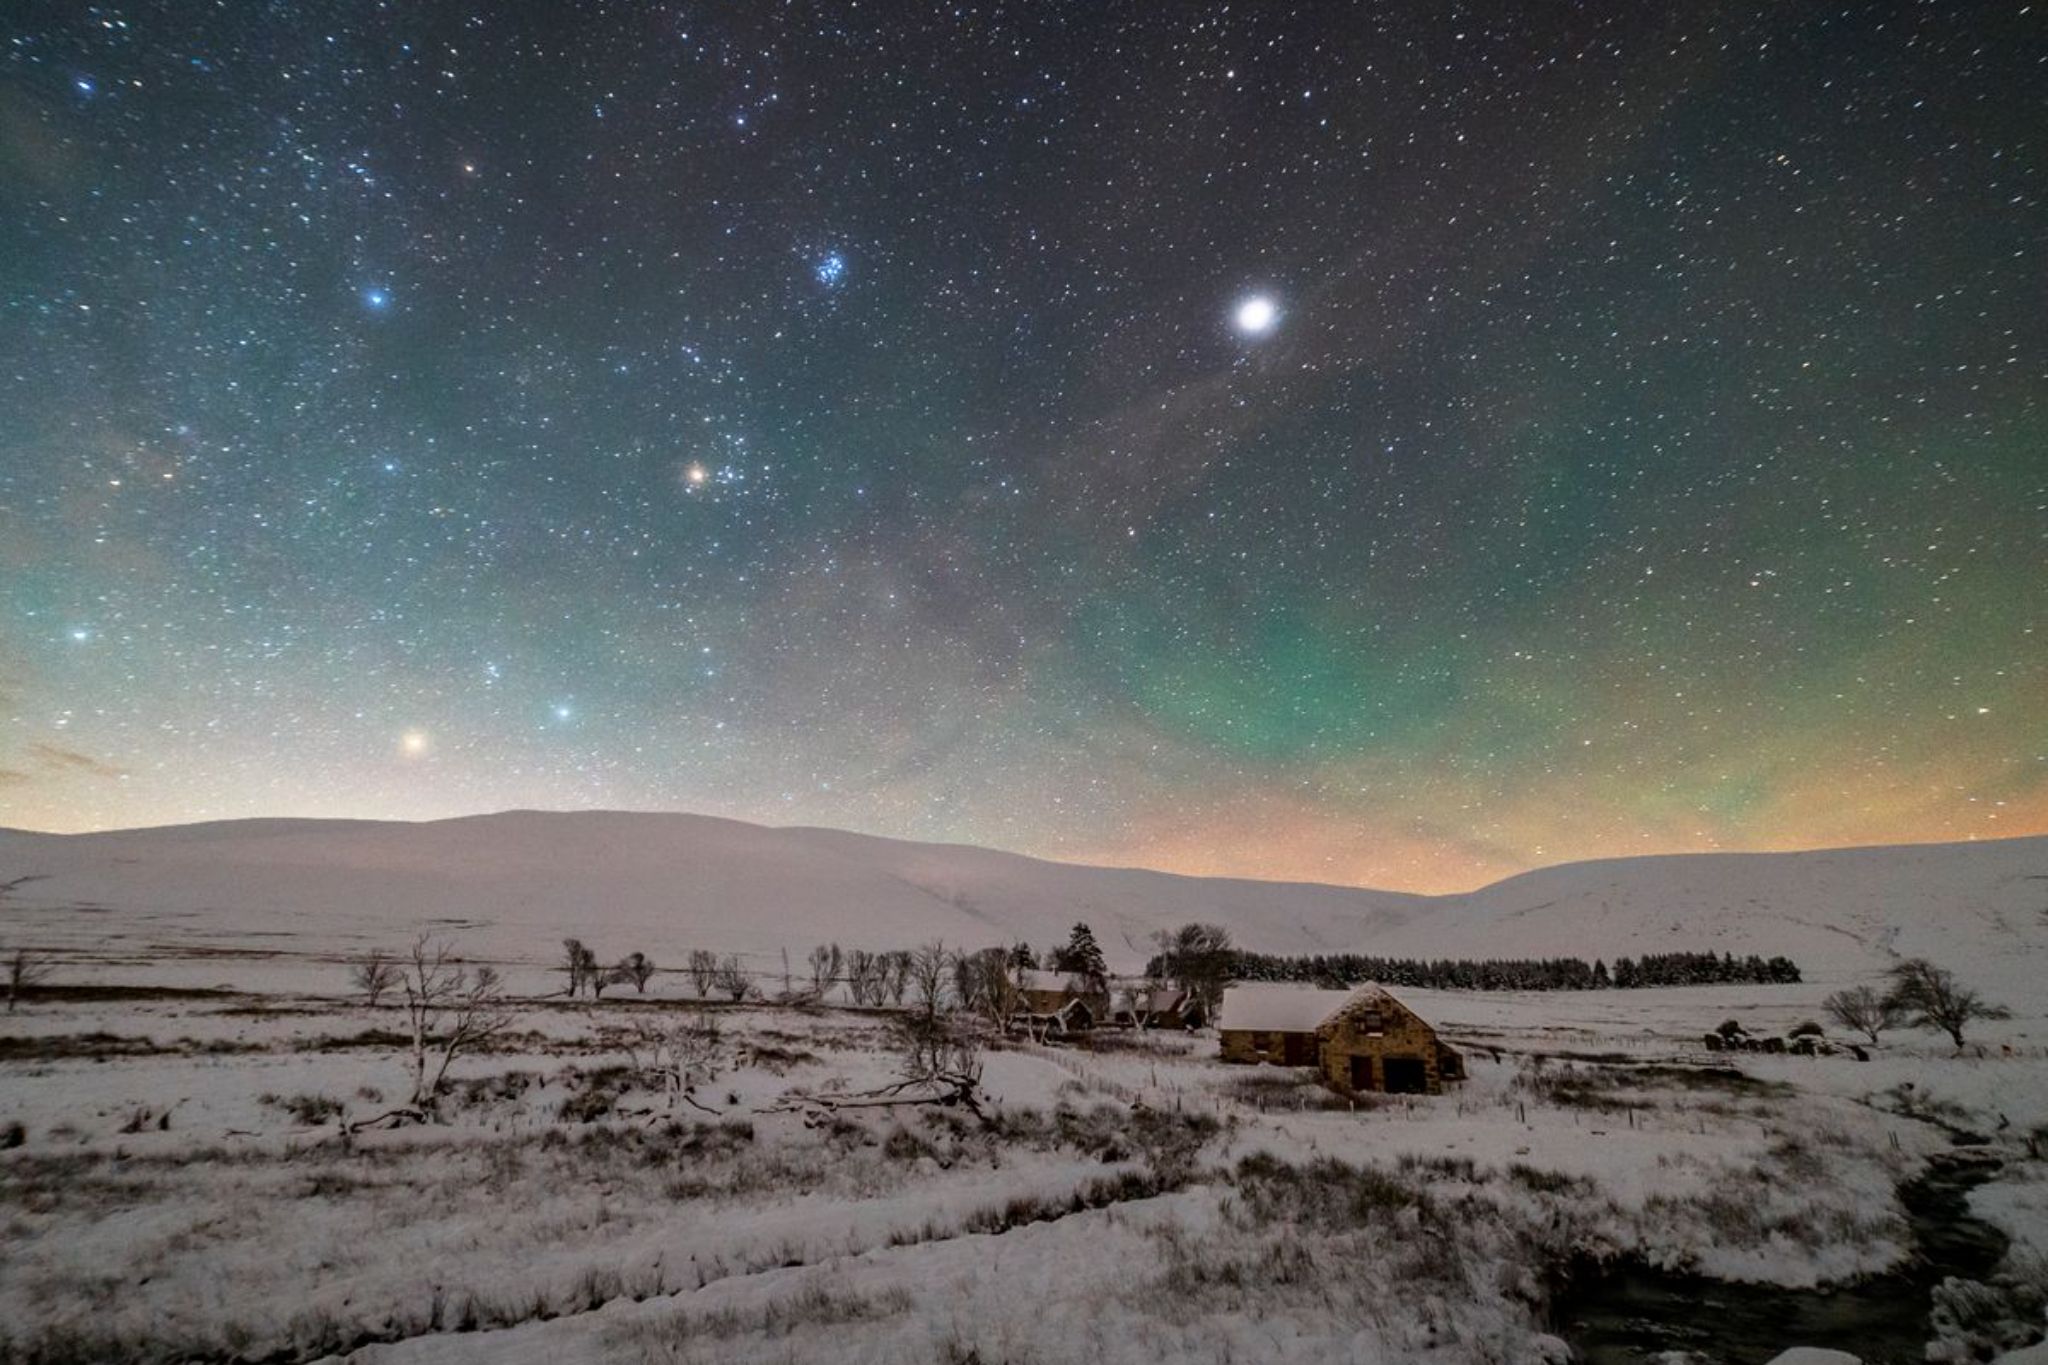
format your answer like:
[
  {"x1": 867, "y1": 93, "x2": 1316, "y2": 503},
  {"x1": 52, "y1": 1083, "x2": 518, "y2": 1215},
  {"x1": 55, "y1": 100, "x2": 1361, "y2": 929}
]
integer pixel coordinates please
[
  {"x1": 1928, "y1": 1257, "x2": 2048, "y2": 1361},
  {"x1": 557, "y1": 1088, "x2": 618, "y2": 1123},
  {"x1": 451, "y1": 1070, "x2": 538, "y2": 1109},
  {"x1": 116, "y1": 1107, "x2": 170, "y2": 1134},
  {"x1": 882, "y1": 1127, "x2": 935, "y2": 1162},
  {"x1": 259, "y1": 1092, "x2": 345, "y2": 1125},
  {"x1": 1507, "y1": 1163, "x2": 1593, "y2": 1196}
]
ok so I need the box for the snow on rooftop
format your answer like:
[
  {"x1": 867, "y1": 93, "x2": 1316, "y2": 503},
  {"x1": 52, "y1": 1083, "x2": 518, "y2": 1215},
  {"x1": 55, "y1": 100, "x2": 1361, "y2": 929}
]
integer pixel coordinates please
[{"x1": 1216, "y1": 984, "x2": 1362, "y2": 1033}]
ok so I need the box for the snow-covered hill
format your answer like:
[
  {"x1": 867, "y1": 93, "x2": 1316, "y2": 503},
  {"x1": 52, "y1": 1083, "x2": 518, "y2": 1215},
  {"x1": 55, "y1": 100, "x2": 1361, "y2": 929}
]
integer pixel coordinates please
[
  {"x1": 0, "y1": 810, "x2": 1423, "y2": 970},
  {"x1": 1, "y1": 811, "x2": 2042, "y2": 996},
  {"x1": 1361, "y1": 837, "x2": 2048, "y2": 997}
]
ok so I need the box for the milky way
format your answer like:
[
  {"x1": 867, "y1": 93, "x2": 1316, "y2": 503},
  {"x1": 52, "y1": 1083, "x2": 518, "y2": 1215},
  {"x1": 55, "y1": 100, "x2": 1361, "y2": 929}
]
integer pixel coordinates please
[{"x1": 1, "y1": 3, "x2": 2042, "y2": 890}]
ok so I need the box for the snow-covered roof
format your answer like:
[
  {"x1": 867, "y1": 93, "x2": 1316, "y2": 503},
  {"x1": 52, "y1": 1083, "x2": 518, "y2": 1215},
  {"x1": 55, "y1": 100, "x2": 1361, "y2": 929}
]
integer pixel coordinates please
[{"x1": 1216, "y1": 984, "x2": 1360, "y2": 1034}]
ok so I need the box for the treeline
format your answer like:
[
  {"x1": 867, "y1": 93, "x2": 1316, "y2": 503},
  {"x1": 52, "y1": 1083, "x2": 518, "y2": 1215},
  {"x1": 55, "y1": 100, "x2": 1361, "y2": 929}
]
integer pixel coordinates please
[{"x1": 1195, "y1": 949, "x2": 1801, "y2": 992}]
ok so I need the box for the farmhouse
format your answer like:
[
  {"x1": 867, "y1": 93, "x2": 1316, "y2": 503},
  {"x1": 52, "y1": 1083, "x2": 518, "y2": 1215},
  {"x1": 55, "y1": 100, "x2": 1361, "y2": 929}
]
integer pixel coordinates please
[
  {"x1": 1112, "y1": 985, "x2": 1202, "y2": 1030},
  {"x1": 1016, "y1": 969, "x2": 1109, "y2": 1032},
  {"x1": 1013, "y1": 974, "x2": 1206, "y2": 1035},
  {"x1": 1217, "y1": 983, "x2": 1463, "y2": 1096}
]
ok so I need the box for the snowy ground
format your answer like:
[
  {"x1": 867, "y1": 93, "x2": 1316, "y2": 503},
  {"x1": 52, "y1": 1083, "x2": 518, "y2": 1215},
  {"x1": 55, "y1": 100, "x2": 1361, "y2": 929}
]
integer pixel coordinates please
[{"x1": 2, "y1": 961, "x2": 2046, "y2": 1364}]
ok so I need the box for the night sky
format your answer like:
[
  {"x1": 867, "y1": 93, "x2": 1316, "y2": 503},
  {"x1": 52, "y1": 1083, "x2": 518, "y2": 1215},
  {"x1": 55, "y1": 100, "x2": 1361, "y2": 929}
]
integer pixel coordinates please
[{"x1": 2, "y1": 3, "x2": 2042, "y2": 891}]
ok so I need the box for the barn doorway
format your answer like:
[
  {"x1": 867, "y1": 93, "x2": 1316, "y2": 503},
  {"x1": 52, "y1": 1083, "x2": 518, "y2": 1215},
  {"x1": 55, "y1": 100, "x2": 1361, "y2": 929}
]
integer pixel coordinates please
[
  {"x1": 1383, "y1": 1056, "x2": 1427, "y2": 1094},
  {"x1": 1348, "y1": 1054, "x2": 1375, "y2": 1092}
]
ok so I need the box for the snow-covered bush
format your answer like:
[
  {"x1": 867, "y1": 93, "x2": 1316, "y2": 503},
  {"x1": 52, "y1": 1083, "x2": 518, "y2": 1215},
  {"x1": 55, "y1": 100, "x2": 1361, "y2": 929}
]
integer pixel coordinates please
[{"x1": 1926, "y1": 1253, "x2": 2048, "y2": 1362}]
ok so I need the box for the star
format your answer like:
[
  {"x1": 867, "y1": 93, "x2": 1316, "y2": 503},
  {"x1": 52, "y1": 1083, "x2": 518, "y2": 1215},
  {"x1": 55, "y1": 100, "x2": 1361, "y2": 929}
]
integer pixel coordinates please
[
  {"x1": 1, "y1": 1, "x2": 2038, "y2": 892},
  {"x1": 1233, "y1": 295, "x2": 1279, "y2": 337}
]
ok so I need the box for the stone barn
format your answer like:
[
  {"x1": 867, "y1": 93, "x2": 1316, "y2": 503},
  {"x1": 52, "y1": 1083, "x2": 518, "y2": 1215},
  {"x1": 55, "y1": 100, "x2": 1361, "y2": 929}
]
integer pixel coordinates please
[
  {"x1": 1316, "y1": 986, "x2": 1463, "y2": 1097},
  {"x1": 1218, "y1": 983, "x2": 1463, "y2": 1096},
  {"x1": 1217, "y1": 986, "x2": 1357, "y2": 1067}
]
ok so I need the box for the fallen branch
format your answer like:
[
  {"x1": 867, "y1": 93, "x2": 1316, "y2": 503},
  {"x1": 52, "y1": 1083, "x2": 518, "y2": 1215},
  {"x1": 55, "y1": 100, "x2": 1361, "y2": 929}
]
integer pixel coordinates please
[
  {"x1": 769, "y1": 1072, "x2": 987, "y2": 1124},
  {"x1": 342, "y1": 1106, "x2": 426, "y2": 1135}
]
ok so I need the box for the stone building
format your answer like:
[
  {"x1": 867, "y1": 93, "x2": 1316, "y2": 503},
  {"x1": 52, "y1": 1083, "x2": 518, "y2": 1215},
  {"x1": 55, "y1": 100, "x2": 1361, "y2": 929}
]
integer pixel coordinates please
[
  {"x1": 1217, "y1": 983, "x2": 1463, "y2": 1096},
  {"x1": 1316, "y1": 986, "x2": 1463, "y2": 1096}
]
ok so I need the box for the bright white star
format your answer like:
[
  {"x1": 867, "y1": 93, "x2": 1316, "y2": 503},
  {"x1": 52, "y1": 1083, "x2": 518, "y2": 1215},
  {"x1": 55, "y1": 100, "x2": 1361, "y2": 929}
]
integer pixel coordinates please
[{"x1": 1234, "y1": 295, "x2": 1279, "y2": 336}]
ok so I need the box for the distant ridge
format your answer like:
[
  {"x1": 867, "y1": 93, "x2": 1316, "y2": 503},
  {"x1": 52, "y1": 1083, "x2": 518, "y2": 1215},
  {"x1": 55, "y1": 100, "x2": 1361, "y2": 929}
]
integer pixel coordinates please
[{"x1": 1, "y1": 812, "x2": 2042, "y2": 996}]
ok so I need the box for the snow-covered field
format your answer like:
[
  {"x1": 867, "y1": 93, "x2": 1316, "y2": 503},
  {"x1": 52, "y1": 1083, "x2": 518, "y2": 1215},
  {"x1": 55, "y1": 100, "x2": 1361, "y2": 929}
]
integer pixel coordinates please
[
  {"x1": 1, "y1": 961, "x2": 2044, "y2": 1364},
  {"x1": 2, "y1": 819, "x2": 2046, "y2": 1363}
]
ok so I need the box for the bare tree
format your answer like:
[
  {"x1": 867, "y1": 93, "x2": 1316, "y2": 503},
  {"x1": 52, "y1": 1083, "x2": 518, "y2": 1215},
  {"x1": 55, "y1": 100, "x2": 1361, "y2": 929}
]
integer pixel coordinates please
[
  {"x1": 687, "y1": 948, "x2": 718, "y2": 998},
  {"x1": 619, "y1": 951, "x2": 656, "y2": 994},
  {"x1": 625, "y1": 1010, "x2": 724, "y2": 1112},
  {"x1": 349, "y1": 949, "x2": 401, "y2": 1008},
  {"x1": 891, "y1": 940, "x2": 986, "y2": 1116},
  {"x1": 903, "y1": 941, "x2": 950, "y2": 1016},
  {"x1": 712, "y1": 954, "x2": 754, "y2": 1002},
  {"x1": 1155, "y1": 922, "x2": 1234, "y2": 1020},
  {"x1": 807, "y1": 943, "x2": 842, "y2": 999},
  {"x1": 5, "y1": 947, "x2": 54, "y2": 1014},
  {"x1": 765, "y1": 940, "x2": 987, "y2": 1125},
  {"x1": 958, "y1": 945, "x2": 1022, "y2": 1031},
  {"x1": 1885, "y1": 959, "x2": 2010, "y2": 1051},
  {"x1": 844, "y1": 948, "x2": 879, "y2": 1006},
  {"x1": 1824, "y1": 984, "x2": 1903, "y2": 1045},
  {"x1": 399, "y1": 935, "x2": 513, "y2": 1110},
  {"x1": 562, "y1": 938, "x2": 593, "y2": 998}
]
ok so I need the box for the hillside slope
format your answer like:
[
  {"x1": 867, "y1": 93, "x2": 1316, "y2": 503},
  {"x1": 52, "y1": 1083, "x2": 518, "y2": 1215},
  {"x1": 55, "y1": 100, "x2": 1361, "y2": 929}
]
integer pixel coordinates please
[
  {"x1": 1, "y1": 812, "x2": 2041, "y2": 996},
  {"x1": 0, "y1": 810, "x2": 1424, "y2": 968},
  {"x1": 1360, "y1": 837, "x2": 2048, "y2": 996}
]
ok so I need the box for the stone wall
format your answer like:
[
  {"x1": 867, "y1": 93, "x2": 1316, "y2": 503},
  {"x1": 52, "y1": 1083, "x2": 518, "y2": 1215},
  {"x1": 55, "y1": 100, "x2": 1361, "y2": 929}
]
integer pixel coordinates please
[{"x1": 1316, "y1": 992, "x2": 1451, "y2": 1096}]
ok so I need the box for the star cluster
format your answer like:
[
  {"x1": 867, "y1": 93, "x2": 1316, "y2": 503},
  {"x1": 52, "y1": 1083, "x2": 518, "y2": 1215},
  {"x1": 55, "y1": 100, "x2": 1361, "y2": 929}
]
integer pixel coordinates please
[{"x1": 1, "y1": 3, "x2": 2042, "y2": 890}]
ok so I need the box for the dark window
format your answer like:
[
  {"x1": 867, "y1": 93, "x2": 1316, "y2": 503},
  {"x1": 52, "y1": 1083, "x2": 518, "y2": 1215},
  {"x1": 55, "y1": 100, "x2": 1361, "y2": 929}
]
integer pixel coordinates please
[{"x1": 1360, "y1": 1009, "x2": 1386, "y2": 1035}]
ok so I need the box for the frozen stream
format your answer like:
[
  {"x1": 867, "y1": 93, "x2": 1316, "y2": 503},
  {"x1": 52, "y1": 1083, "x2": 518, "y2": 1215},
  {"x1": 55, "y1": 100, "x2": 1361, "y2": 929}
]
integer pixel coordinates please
[{"x1": 1556, "y1": 1156, "x2": 2013, "y2": 1364}]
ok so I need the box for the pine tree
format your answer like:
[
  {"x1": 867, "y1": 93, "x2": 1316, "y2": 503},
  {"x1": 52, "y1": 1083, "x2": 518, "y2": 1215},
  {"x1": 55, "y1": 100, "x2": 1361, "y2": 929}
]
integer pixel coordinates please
[{"x1": 1054, "y1": 922, "x2": 1108, "y2": 988}]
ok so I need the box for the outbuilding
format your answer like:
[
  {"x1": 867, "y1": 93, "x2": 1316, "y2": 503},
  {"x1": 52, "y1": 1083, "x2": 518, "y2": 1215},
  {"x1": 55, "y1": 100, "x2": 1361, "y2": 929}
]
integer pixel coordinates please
[
  {"x1": 1316, "y1": 986, "x2": 1463, "y2": 1096},
  {"x1": 1217, "y1": 985, "x2": 1356, "y2": 1067},
  {"x1": 1016, "y1": 969, "x2": 1108, "y2": 1032},
  {"x1": 1217, "y1": 983, "x2": 1463, "y2": 1096}
]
